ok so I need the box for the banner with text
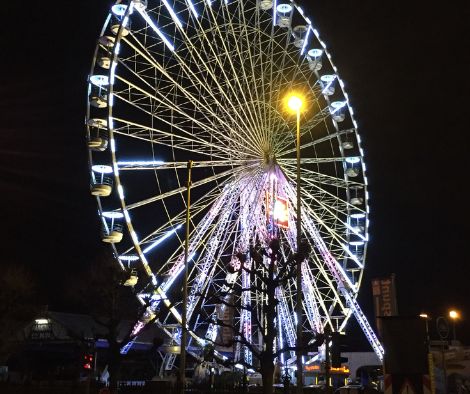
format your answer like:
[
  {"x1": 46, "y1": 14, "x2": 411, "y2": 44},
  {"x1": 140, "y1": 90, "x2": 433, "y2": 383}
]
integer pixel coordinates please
[{"x1": 371, "y1": 274, "x2": 398, "y2": 336}]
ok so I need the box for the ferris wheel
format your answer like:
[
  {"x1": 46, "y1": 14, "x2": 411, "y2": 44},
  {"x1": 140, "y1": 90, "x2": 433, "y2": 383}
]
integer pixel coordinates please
[{"x1": 86, "y1": 0, "x2": 383, "y2": 366}]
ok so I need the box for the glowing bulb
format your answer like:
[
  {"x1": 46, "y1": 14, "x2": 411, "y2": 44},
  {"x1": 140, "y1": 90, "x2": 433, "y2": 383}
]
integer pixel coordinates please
[
  {"x1": 287, "y1": 95, "x2": 303, "y2": 112},
  {"x1": 449, "y1": 310, "x2": 460, "y2": 320}
]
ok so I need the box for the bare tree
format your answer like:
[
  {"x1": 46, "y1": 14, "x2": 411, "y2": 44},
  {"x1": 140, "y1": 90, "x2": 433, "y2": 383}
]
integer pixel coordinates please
[
  {"x1": 68, "y1": 248, "x2": 144, "y2": 393},
  {"x1": 0, "y1": 263, "x2": 38, "y2": 365},
  {"x1": 202, "y1": 238, "x2": 322, "y2": 394}
]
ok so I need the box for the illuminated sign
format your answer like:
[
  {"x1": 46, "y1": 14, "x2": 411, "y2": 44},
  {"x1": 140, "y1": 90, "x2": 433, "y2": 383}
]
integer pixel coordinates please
[
  {"x1": 305, "y1": 365, "x2": 321, "y2": 371},
  {"x1": 266, "y1": 193, "x2": 289, "y2": 229},
  {"x1": 304, "y1": 364, "x2": 350, "y2": 374},
  {"x1": 331, "y1": 366, "x2": 350, "y2": 374}
]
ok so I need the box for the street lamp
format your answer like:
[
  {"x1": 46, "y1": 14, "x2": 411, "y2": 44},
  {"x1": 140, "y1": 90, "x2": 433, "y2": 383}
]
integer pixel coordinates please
[
  {"x1": 419, "y1": 313, "x2": 430, "y2": 343},
  {"x1": 449, "y1": 309, "x2": 460, "y2": 341},
  {"x1": 419, "y1": 314, "x2": 435, "y2": 394},
  {"x1": 287, "y1": 93, "x2": 304, "y2": 394}
]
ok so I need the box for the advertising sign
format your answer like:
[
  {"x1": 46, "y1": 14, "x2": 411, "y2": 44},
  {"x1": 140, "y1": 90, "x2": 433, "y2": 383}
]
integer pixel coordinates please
[{"x1": 371, "y1": 274, "x2": 398, "y2": 336}]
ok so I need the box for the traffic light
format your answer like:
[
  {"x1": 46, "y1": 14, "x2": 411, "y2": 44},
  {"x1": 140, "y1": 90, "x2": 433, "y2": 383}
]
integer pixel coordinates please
[
  {"x1": 82, "y1": 353, "x2": 94, "y2": 371},
  {"x1": 330, "y1": 332, "x2": 348, "y2": 368}
]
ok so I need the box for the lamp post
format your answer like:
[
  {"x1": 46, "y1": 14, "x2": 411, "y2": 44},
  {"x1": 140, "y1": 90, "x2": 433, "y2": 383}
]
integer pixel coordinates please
[
  {"x1": 420, "y1": 313, "x2": 435, "y2": 394},
  {"x1": 448, "y1": 310, "x2": 460, "y2": 342},
  {"x1": 419, "y1": 313, "x2": 430, "y2": 347},
  {"x1": 436, "y1": 316, "x2": 450, "y2": 394},
  {"x1": 180, "y1": 160, "x2": 192, "y2": 394},
  {"x1": 287, "y1": 95, "x2": 303, "y2": 394}
]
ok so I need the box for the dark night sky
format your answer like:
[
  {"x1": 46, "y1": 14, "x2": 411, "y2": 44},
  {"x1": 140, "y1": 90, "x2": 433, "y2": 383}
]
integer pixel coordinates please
[{"x1": 1, "y1": 1, "x2": 469, "y2": 347}]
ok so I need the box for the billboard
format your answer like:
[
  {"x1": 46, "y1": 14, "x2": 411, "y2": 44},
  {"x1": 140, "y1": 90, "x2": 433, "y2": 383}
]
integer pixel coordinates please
[{"x1": 371, "y1": 274, "x2": 398, "y2": 336}]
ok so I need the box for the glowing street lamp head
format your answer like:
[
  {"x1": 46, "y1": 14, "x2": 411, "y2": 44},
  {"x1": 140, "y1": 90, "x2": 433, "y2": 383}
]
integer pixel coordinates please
[
  {"x1": 287, "y1": 95, "x2": 303, "y2": 113},
  {"x1": 419, "y1": 313, "x2": 429, "y2": 319},
  {"x1": 449, "y1": 310, "x2": 460, "y2": 320}
]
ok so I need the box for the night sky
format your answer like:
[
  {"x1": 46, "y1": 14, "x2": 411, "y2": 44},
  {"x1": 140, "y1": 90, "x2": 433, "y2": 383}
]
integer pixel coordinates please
[{"x1": 2, "y1": 1, "x2": 469, "y2": 347}]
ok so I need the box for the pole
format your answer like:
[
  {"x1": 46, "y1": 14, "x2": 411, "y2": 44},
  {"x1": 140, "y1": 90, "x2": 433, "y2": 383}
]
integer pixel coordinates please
[
  {"x1": 424, "y1": 318, "x2": 436, "y2": 394},
  {"x1": 325, "y1": 331, "x2": 331, "y2": 390},
  {"x1": 180, "y1": 160, "x2": 192, "y2": 394},
  {"x1": 295, "y1": 109, "x2": 303, "y2": 394},
  {"x1": 442, "y1": 343, "x2": 447, "y2": 394}
]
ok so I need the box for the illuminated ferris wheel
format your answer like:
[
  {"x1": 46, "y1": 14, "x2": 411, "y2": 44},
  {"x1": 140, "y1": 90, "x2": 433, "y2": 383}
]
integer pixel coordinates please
[{"x1": 86, "y1": 0, "x2": 383, "y2": 366}]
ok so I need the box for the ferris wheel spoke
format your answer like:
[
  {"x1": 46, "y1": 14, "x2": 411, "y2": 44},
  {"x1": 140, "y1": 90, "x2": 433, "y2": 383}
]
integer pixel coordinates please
[
  {"x1": 157, "y1": 184, "x2": 237, "y2": 293},
  {"x1": 275, "y1": 106, "x2": 333, "y2": 155},
  {"x1": 251, "y1": 2, "x2": 277, "y2": 140},
  {"x1": 263, "y1": 18, "x2": 293, "y2": 133},
  {"x1": 203, "y1": 172, "x2": 268, "y2": 349},
  {"x1": 301, "y1": 262, "x2": 334, "y2": 332},
  {"x1": 278, "y1": 157, "x2": 346, "y2": 165},
  {"x1": 158, "y1": 181, "x2": 263, "y2": 332},
  {"x1": 281, "y1": 231, "x2": 339, "y2": 331},
  {"x1": 276, "y1": 287, "x2": 297, "y2": 357},
  {"x1": 220, "y1": 3, "x2": 266, "y2": 136},
  {"x1": 186, "y1": 190, "x2": 242, "y2": 323},
  {"x1": 278, "y1": 128, "x2": 356, "y2": 158},
  {"x1": 119, "y1": 35, "x2": 263, "y2": 152},
  {"x1": 125, "y1": 164, "x2": 254, "y2": 211},
  {"x1": 121, "y1": 182, "x2": 226, "y2": 258},
  {"x1": 113, "y1": 44, "x2": 222, "y2": 129},
  {"x1": 129, "y1": 221, "x2": 184, "y2": 258},
  {"x1": 112, "y1": 124, "x2": 230, "y2": 160},
  {"x1": 239, "y1": 174, "x2": 269, "y2": 249},
  {"x1": 301, "y1": 201, "x2": 365, "y2": 269},
  {"x1": 152, "y1": 170, "x2": 265, "y2": 280},
  {"x1": 293, "y1": 183, "x2": 366, "y2": 268},
  {"x1": 179, "y1": 31, "x2": 258, "y2": 137},
  {"x1": 280, "y1": 164, "x2": 362, "y2": 190},
  {"x1": 290, "y1": 164, "x2": 365, "y2": 190},
  {"x1": 302, "y1": 212, "x2": 359, "y2": 293},
  {"x1": 112, "y1": 123, "x2": 245, "y2": 161},
  {"x1": 257, "y1": 6, "x2": 285, "y2": 140},
  {"x1": 282, "y1": 180, "x2": 359, "y2": 293},
  {"x1": 140, "y1": 18, "x2": 266, "y2": 151},
  {"x1": 301, "y1": 186, "x2": 367, "y2": 229},
  {"x1": 112, "y1": 115, "x2": 258, "y2": 160},
  {"x1": 190, "y1": 6, "x2": 265, "y2": 142},
  {"x1": 117, "y1": 159, "x2": 258, "y2": 171},
  {"x1": 111, "y1": 87, "x2": 234, "y2": 155},
  {"x1": 252, "y1": 4, "x2": 270, "y2": 140},
  {"x1": 112, "y1": 70, "x2": 260, "y2": 158},
  {"x1": 263, "y1": 26, "x2": 315, "y2": 136},
  {"x1": 302, "y1": 241, "x2": 349, "y2": 318},
  {"x1": 110, "y1": 78, "x2": 225, "y2": 147},
  {"x1": 295, "y1": 172, "x2": 366, "y2": 214}
]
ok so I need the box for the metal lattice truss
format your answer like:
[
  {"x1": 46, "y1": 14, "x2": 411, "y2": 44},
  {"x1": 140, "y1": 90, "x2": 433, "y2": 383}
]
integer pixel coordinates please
[{"x1": 86, "y1": 0, "x2": 383, "y2": 363}]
